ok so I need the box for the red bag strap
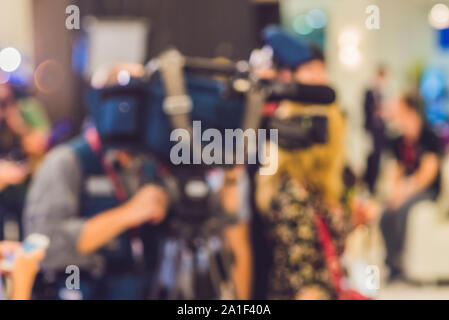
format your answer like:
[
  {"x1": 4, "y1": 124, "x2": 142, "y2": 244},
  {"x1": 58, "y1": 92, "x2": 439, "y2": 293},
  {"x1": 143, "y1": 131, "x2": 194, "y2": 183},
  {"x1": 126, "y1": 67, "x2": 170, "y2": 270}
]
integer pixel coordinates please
[
  {"x1": 84, "y1": 127, "x2": 128, "y2": 202},
  {"x1": 84, "y1": 127, "x2": 146, "y2": 264},
  {"x1": 314, "y1": 213, "x2": 344, "y2": 298}
]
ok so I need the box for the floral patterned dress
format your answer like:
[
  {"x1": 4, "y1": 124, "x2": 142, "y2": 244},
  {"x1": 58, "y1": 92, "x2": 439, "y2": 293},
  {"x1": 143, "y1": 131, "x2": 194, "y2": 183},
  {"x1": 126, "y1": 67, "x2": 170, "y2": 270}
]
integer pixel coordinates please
[{"x1": 262, "y1": 174, "x2": 353, "y2": 300}]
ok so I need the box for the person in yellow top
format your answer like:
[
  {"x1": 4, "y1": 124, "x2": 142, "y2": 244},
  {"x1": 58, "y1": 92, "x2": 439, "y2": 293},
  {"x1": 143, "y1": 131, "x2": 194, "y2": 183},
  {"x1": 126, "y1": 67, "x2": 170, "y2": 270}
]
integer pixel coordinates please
[{"x1": 256, "y1": 27, "x2": 375, "y2": 300}]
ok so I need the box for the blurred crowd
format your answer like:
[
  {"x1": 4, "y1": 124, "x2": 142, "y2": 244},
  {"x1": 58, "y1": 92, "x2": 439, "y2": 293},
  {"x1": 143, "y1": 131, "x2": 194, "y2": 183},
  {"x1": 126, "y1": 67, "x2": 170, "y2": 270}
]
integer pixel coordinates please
[{"x1": 0, "y1": 25, "x2": 445, "y2": 301}]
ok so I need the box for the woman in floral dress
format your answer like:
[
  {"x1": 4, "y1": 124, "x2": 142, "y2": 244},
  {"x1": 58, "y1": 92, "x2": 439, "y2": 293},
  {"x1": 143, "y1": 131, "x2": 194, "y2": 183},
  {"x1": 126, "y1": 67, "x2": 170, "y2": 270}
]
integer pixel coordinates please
[{"x1": 256, "y1": 100, "x2": 354, "y2": 300}]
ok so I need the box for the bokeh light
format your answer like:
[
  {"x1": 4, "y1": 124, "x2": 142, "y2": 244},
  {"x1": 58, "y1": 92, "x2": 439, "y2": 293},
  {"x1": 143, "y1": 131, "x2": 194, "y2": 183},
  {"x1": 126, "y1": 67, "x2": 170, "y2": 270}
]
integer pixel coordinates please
[
  {"x1": 338, "y1": 29, "x2": 361, "y2": 69},
  {"x1": 293, "y1": 14, "x2": 313, "y2": 35},
  {"x1": 118, "y1": 101, "x2": 131, "y2": 113},
  {"x1": 117, "y1": 69, "x2": 131, "y2": 86},
  {"x1": 338, "y1": 29, "x2": 359, "y2": 46},
  {"x1": 34, "y1": 59, "x2": 65, "y2": 94},
  {"x1": 306, "y1": 9, "x2": 327, "y2": 29},
  {"x1": 0, "y1": 47, "x2": 22, "y2": 73},
  {"x1": 429, "y1": 3, "x2": 449, "y2": 29},
  {"x1": 339, "y1": 46, "x2": 361, "y2": 69},
  {"x1": 420, "y1": 69, "x2": 446, "y2": 101}
]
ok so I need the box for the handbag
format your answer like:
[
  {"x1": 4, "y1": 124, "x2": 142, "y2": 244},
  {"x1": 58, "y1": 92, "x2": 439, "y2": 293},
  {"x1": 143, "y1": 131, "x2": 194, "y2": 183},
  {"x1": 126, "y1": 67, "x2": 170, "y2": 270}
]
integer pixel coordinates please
[{"x1": 314, "y1": 214, "x2": 372, "y2": 300}]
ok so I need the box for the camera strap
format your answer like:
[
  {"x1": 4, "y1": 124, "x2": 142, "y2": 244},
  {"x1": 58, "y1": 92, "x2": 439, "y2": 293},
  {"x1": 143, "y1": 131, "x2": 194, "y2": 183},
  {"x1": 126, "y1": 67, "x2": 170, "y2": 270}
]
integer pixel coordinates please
[
  {"x1": 84, "y1": 127, "x2": 145, "y2": 266},
  {"x1": 314, "y1": 212, "x2": 371, "y2": 300},
  {"x1": 159, "y1": 49, "x2": 269, "y2": 163},
  {"x1": 84, "y1": 127, "x2": 128, "y2": 201},
  {"x1": 242, "y1": 86, "x2": 267, "y2": 155}
]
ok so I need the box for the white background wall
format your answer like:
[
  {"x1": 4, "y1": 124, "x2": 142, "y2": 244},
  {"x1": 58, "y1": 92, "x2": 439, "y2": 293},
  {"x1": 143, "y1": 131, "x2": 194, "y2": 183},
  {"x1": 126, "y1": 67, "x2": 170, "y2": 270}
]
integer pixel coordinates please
[
  {"x1": 0, "y1": 0, "x2": 34, "y2": 65},
  {"x1": 281, "y1": 0, "x2": 447, "y2": 174},
  {"x1": 0, "y1": 0, "x2": 448, "y2": 170}
]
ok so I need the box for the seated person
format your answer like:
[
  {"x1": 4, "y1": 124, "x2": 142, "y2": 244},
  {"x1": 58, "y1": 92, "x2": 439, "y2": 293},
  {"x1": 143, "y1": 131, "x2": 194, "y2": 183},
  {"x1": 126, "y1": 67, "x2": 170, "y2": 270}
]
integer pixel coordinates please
[
  {"x1": 0, "y1": 241, "x2": 45, "y2": 300},
  {"x1": 380, "y1": 92, "x2": 442, "y2": 280}
]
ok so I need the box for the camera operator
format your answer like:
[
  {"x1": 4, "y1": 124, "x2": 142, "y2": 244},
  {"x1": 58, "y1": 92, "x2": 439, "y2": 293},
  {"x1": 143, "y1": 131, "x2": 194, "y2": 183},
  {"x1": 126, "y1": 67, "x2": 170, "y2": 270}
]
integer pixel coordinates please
[
  {"x1": 256, "y1": 27, "x2": 373, "y2": 300},
  {"x1": 23, "y1": 64, "x2": 169, "y2": 300}
]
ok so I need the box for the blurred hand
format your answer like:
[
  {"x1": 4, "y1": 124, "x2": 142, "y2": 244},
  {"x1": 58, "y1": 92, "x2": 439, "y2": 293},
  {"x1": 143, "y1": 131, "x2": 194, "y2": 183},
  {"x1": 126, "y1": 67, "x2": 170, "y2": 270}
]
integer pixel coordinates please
[
  {"x1": 0, "y1": 241, "x2": 20, "y2": 265},
  {"x1": 255, "y1": 67, "x2": 277, "y2": 80},
  {"x1": 352, "y1": 198, "x2": 380, "y2": 225},
  {"x1": 221, "y1": 166, "x2": 245, "y2": 214},
  {"x1": 0, "y1": 241, "x2": 45, "y2": 300},
  {"x1": 224, "y1": 165, "x2": 245, "y2": 181},
  {"x1": 387, "y1": 181, "x2": 409, "y2": 210},
  {"x1": 0, "y1": 160, "x2": 29, "y2": 188},
  {"x1": 295, "y1": 286, "x2": 326, "y2": 300},
  {"x1": 22, "y1": 131, "x2": 48, "y2": 156},
  {"x1": 10, "y1": 248, "x2": 45, "y2": 300},
  {"x1": 5, "y1": 106, "x2": 29, "y2": 136},
  {"x1": 125, "y1": 184, "x2": 169, "y2": 227},
  {"x1": 11, "y1": 248, "x2": 45, "y2": 284}
]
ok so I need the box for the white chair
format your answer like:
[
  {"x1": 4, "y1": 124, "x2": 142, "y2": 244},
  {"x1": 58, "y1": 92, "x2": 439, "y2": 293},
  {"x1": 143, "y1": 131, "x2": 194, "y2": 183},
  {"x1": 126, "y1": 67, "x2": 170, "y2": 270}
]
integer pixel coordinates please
[{"x1": 402, "y1": 155, "x2": 449, "y2": 283}]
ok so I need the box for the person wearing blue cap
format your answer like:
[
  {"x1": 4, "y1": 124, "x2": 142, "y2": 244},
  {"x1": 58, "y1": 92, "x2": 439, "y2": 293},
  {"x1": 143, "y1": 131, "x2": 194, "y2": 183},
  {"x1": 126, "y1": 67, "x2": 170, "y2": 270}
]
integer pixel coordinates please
[
  {"x1": 22, "y1": 64, "x2": 170, "y2": 300},
  {"x1": 254, "y1": 26, "x2": 376, "y2": 300},
  {"x1": 262, "y1": 26, "x2": 328, "y2": 86},
  {"x1": 249, "y1": 26, "x2": 335, "y2": 299}
]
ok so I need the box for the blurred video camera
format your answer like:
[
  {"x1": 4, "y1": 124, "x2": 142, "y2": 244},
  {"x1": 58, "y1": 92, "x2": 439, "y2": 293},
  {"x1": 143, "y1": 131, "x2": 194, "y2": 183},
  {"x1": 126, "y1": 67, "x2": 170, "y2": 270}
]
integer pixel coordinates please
[
  {"x1": 85, "y1": 47, "x2": 338, "y2": 236},
  {"x1": 86, "y1": 48, "x2": 337, "y2": 161}
]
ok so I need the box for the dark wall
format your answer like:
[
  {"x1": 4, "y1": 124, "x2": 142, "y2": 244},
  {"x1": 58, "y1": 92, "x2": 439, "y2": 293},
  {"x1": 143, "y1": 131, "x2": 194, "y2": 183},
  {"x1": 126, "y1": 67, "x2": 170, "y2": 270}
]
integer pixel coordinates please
[
  {"x1": 32, "y1": 0, "x2": 280, "y2": 299},
  {"x1": 33, "y1": 0, "x2": 79, "y2": 122},
  {"x1": 33, "y1": 0, "x2": 279, "y2": 123},
  {"x1": 74, "y1": 0, "x2": 262, "y2": 60},
  {"x1": 253, "y1": 2, "x2": 281, "y2": 47}
]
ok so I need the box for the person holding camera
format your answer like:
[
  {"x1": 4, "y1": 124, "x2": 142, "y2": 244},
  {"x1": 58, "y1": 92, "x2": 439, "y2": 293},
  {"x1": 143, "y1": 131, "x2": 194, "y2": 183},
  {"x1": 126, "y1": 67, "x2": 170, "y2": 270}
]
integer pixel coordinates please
[
  {"x1": 23, "y1": 64, "x2": 170, "y2": 300},
  {"x1": 256, "y1": 28, "x2": 373, "y2": 300}
]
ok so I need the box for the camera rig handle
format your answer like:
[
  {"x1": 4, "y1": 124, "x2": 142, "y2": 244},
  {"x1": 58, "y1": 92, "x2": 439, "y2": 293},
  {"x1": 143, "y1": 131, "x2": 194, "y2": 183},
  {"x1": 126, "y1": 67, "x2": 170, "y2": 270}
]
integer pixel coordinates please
[
  {"x1": 156, "y1": 48, "x2": 268, "y2": 161},
  {"x1": 158, "y1": 49, "x2": 194, "y2": 136}
]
